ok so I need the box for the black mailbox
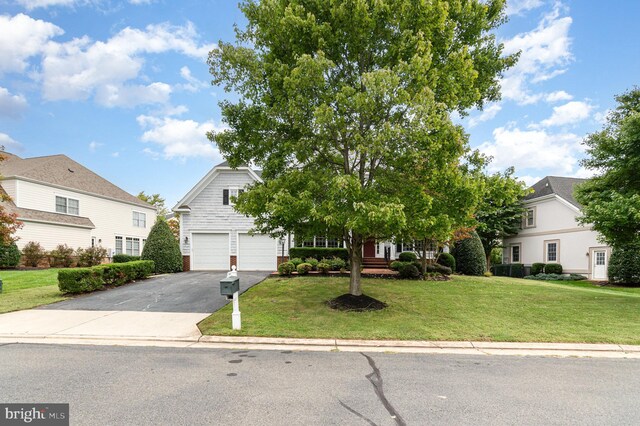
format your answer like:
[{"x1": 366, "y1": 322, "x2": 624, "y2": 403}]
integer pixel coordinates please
[{"x1": 220, "y1": 276, "x2": 239, "y2": 296}]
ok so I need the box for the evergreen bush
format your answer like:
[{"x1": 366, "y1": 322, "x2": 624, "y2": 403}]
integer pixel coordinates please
[
  {"x1": 0, "y1": 242, "x2": 21, "y2": 269},
  {"x1": 452, "y1": 231, "x2": 486, "y2": 276},
  {"x1": 608, "y1": 244, "x2": 640, "y2": 286},
  {"x1": 141, "y1": 220, "x2": 183, "y2": 274}
]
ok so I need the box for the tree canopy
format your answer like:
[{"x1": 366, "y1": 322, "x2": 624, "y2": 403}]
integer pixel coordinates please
[
  {"x1": 575, "y1": 87, "x2": 640, "y2": 248},
  {"x1": 137, "y1": 192, "x2": 168, "y2": 217},
  {"x1": 209, "y1": 0, "x2": 515, "y2": 296}
]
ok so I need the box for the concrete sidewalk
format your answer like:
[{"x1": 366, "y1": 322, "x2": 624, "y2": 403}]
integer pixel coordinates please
[{"x1": 0, "y1": 308, "x2": 638, "y2": 358}]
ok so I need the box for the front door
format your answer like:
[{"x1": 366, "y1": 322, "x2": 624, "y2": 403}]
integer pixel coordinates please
[
  {"x1": 592, "y1": 249, "x2": 607, "y2": 280},
  {"x1": 363, "y1": 238, "x2": 376, "y2": 257}
]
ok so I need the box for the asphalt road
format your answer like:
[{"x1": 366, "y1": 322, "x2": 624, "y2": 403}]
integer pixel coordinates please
[
  {"x1": 40, "y1": 271, "x2": 270, "y2": 313},
  {"x1": 1, "y1": 344, "x2": 639, "y2": 425}
]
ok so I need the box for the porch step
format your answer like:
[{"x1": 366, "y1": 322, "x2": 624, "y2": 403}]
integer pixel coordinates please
[{"x1": 362, "y1": 257, "x2": 390, "y2": 268}]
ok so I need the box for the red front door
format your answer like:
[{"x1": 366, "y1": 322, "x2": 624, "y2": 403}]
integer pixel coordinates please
[{"x1": 363, "y1": 238, "x2": 376, "y2": 257}]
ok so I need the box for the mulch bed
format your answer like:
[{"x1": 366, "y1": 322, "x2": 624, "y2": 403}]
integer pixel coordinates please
[{"x1": 326, "y1": 294, "x2": 388, "y2": 312}]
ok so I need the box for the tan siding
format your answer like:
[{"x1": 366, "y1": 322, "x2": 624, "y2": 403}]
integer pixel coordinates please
[
  {"x1": 1, "y1": 179, "x2": 17, "y2": 201},
  {"x1": 15, "y1": 221, "x2": 91, "y2": 251}
]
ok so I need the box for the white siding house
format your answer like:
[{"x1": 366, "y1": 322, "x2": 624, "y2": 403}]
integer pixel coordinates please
[
  {"x1": 503, "y1": 176, "x2": 611, "y2": 280},
  {"x1": 0, "y1": 152, "x2": 157, "y2": 256}
]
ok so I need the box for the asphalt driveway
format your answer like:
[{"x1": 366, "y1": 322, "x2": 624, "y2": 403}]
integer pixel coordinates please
[{"x1": 40, "y1": 271, "x2": 270, "y2": 314}]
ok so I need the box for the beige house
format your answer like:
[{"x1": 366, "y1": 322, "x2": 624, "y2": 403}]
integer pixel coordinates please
[
  {"x1": 503, "y1": 176, "x2": 610, "y2": 280},
  {"x1": 0, "y1": 152, "x2": 157, "y2": 256}
]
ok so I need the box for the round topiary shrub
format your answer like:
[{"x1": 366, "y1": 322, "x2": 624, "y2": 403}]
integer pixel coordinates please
[
  {"x1": 398, "y1": 263, "x2": 420, "y2": 279},
  {"x1": 452, "y1": 231, "x2": 487, "y2": 276},
  {"x1": 531, "y1": 262, "x2": 546, "y2": 275},
  {"x1": 278, "y1": 261, "x2": 295, "y2": 276},
  {"x1": 316, "y1": 261, "x2": 331, "y2": 274},
  {"x1": 141, "y1": 220, "x2": 182, "y2": 274},
  {"x1": 305, "y1": 257, "x2": 319, "y2": 270},
  {"x1": 0, "y1": 242, "x2": 21, "y2": 268},
  {"x1": 328, "y1": 257, "x2": 346, "y2": 271},
  {"x1": 296, "y1": 262, "x2": 312, "y2": 275},
  {"x1": 398, "y1": 251, "x2": 417, "y2": 262},
  {"x1": 608, "y1": 245, "x2": 640, "y2": 286},
  {"x1": 289, "y1": 258, "x2": 303, "y2": 267},
  {"x1": 544, "y1": 263, "x2": 563, "y2": 274},
  {"x1": 436, "y1": 253, "x2": 456, "y2": 272}
]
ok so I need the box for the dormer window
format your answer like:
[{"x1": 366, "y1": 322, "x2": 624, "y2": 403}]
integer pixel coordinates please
[
  {"x1": 56, "y1": 196, "x2": 79, "y2": 215},
  {"x1": 524, "y1": 207, "x2": 536, "y2": 228}
]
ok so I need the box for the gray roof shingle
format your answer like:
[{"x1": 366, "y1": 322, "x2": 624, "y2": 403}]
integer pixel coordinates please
[
  {"x1": 525, "y1": 176, "x2": 587, "y2": 208},
  {"x1": 0, "y1": 152, "x2": 153, "y2": 209}
]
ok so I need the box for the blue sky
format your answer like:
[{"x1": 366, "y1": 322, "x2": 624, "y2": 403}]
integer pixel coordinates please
[{"x1": 0, "y1": 0, "x2": 638, "y2": 208}]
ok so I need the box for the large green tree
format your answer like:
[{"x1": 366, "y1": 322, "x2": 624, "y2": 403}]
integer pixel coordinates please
[
  {"x1": 209, "y1": 0, "x2": 515, "y2": 296},
  {"x1": 137, "y1": 191, "x2": 168, "y2": 217},
  {"x1": 475, "y1": 167, "x2": 529, "y2": 268},
  {"x1": 575, "y1": 87, "x2": 640, "y2": 248}
]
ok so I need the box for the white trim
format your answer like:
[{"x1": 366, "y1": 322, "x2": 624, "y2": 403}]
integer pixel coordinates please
[{"x1": 524, "y1": 193, "x2": 581, "y2": 213}]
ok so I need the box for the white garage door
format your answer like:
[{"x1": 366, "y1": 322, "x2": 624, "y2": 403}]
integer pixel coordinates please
[
  {"x1": 191, "y1": 233, "x2": 229, "y2": 270},
  {"x1": 238, "y1": 233, "x2": 277, "y2": 271}
]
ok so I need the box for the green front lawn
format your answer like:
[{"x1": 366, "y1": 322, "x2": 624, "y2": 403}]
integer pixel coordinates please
[
  {"x1": 0, "y1": 269, "x2": 67, "y2": 314},
  {"x1": 199, "y1": 275, "x2": 640, "y2": 344}
]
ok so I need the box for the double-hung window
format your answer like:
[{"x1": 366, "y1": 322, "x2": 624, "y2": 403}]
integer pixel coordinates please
[
  {"x1": 511, "y1": 245, "x2": 521, "y2": 263},
  {"x1": 524, "y1": 208, "x2": 536, "y2": 228},
  {"x1": 56, "y1": 196, "x2": 79, "y2": 215},
  {"x1": 133, "y1": 211, "x2": 146, "y2": 228},
  {"x1": 115, "y1": 236, "x2": 123, "y2": 255},
  {"x1": 223, "y1": 188, "x2": 244, "y2": 206},
  {"x1": 546, "y1": 241, "x2": 559, "y2": 262},
  {"x1": 126, "y1": 237, "x2": 140, "y2": 256}
]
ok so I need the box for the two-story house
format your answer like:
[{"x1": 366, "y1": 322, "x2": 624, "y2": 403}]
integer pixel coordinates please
[
  {"x1": 502, "y1": 176, "x2": 611, "y2": 280},
  {"x1": 0, "y1": 152, "x2": 157, "y2": 256}
]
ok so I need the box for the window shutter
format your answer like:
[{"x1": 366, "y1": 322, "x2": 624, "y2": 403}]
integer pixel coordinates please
[
  {"x1": 239, "y1": 189, "x2": 244, "y2": 195},
  {"x1": 223, "y1": 189, "x2": 229, "y2": 205}
]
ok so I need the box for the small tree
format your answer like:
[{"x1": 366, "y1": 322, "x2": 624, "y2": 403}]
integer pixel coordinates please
[
  {"x1": 49, "y1": 244, "x2": 75, "y2": 268},
  {"x1": 137, "y1": 191, "x2": 167, "y2": 216},
  {"x1": 608, "y1": 244, "x2": 640, "y2": 286},
  {"x1": 452, "y1": 231, "x2": 486, "y2": 276},
  {"x1": 141, "y1": 220, "x2": 182, "y2": 274},
  {"x1": 168, "y1": 214, "x2": 180, "y2": 241},
  {"x1": 22, "y1": 241, "x2": 46, "y2": 267},
  {"x1": 75, "y1": 246, "x2": 107, "y2": 267}
]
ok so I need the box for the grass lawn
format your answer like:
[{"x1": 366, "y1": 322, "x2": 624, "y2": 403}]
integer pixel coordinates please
[
  {"x1": 0, "y1": 269, "x2": 67, "y2": 314},
  {"x1": 199, "y1": 275, "x2": 640, "y2": 344}
]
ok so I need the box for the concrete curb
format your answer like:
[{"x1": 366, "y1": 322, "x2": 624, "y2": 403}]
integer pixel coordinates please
[{"x1": 1, "y1": 333, "x2": 639, "y2": 358}]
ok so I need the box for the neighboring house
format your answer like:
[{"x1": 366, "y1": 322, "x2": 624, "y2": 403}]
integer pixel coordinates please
[
  {"x1": 502, "y1": 176, "x2": 610, "y2": 280},
  {"x1": 0, "y1": 152, "x2": 157, "y2": 256},
  {"x1": 174, "y1": 161, "x2": 438, "y2": 271}
]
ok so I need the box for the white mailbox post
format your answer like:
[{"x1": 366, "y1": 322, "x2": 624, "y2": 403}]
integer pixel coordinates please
[{"x1": 228, "y1": 266, "x2": 241, "y2": 330}]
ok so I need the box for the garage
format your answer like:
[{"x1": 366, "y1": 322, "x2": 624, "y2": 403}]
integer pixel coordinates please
[
  {"x1": 191, "y1": 233, "x2": 229, "y2": 270},
  {"x1": 238, "y1": 233, "x2": 277, "y2": 271}
]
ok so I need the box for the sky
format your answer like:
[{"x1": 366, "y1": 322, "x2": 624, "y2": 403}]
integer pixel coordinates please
[{"x1": 0, "y1": 0, "x2": 639, "y2": 208}]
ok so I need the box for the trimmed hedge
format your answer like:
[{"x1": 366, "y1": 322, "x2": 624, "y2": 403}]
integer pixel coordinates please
[
  {"x1": 296, "y1": 263, "x2": 313, "y2": 275},
  {"x1": 398, "y1": 251, "x2": 418, "y2": 262},
  {"x1": 113, "y1": 254, "x2": 140, "y2": 263},
  {"x1": 491, "y1": 263, "x2": 525, "y2": 278},
  {"x1": 278, "y1": 261, "x2": 295, "y2": 276},
  {"x1": 58, "y1": 260, "x2": 154, "y2": 294},
  {"x1": 436, "y1": 253, "x2": 456, "y2": 272},
  {"x1": 531, "y1": 263, "x2": 546, "y2": 276},
  {"x1": 608, "y1": 245, "x2": 640, "y2": 286},
  {"x1": 452, "y1": 231, "x2": 486, "y2": 276},
  {"x1": 398, "y1": 263, "x2": 420, "y2": 279},
  {"x1": 289, "y1": 247, "x2": 348, "y2": 262},
  {"x1": 0, "y1": 243, "x2": 21, "y2": 268},
  {"x1": 524, "y1": 273, "x2": 587, "y2": 281},
  {"x1": 544, "y1": 263, "x2": 563, "y2": 274},
  {"x1": 141, "y1": 220, "x2": 182, "y2": 274}
]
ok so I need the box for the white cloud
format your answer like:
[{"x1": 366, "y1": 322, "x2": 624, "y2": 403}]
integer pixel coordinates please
[
  {"x1": 0, "y1": 14, "x2": 63, "y2": 75},
  {"x1": 517, "y1": 175, "x2": 543, "y2": 187},
  {"x1": 0, "y1": 87, "x2": 28, "y2": 118},
  {"x1": 15, "y1": 0, "x2": 77, "y2": 10},
  {"x1": 540, "y1": 101, "x2": 592, "y2": 127},
  {"x1": 478, "y1": 125, "x2": 583, "y2": 176},
  {"x1": 468, "y1": 103, "x2": 502, "y2": 127},
  {"x1": 545, "y1": 90, "x2": 573, "y2": 103},
  {"x1": 111, "y1": 151, "x2": 120, "y2": 157},
  {"x1": 0, "y1": 133, "x2": 24, "y2": 152},
  {"x1": 137, "y1": 114, "x2": 224, "y2": 160},
  {"x1": 178, "y1": 66, "x2": 208, "y2": 92},
  {"x1": 88, "y1": 141, "x2": 102, "y2": 152},
  {"x1": 500, "y1": 6, "x2": 573, "y2": 105},
  {"x1": 40, "y1": 21, "x2": 215, "y2": 107},
  {"x1": 506, "y1": 0, "x2": 544, "y2": 16}
]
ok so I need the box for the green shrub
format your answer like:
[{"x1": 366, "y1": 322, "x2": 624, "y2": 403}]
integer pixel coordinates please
[
  {"x1": 390, "y1": 260, "x2": 407, "y2": 271},
  {"x1": 491, "y1": 264, "x2": 509, "y2": 277},
  {"x1": 510, "y1": 263, "x2": 525, "y2": 278},
  {"x1": 141, "y1": 220, "x2": 182, "y2": 274},
  {"x1": 296, "y1": 262, "x2": 313, "y2": 275},
  {"x1": 112, "y1": 254, "x2": 140, "y2": 263},
  {"x1": 326, "y1": 257, "x2": 346, "y2": 271},
  {"x1": 58, "y1": 268, "x2": 105, "y2": 293},
  {"x1": 398, "y1": 263, "x2": 420, "y2": 279},
  {"x1": 426, "y1": 263, "x2": 452, "y2": 276},
  {"x1": 436, "y1": 253, "x2": 456, "y2": 272},
  {"x1": 398, "y1": 251, "x2": 417, "y2": 262},
  {"x1": 22, "y1": 241, "x2": 46, "y2": 267},
  {"x1": 524, "y1": 273, "x2": 586, "y2": 281},
  {"x1": 490, "y1": 247, "x2": 503, "y2": 266},
  {"x1": 76, "y1": 246, "x2": 108, "y2": 267},
  {"x1": 452, "y1": 231, "x2": 486, "y2": 276},
  {"x1": 0, "y1": 243, "x2": 21, "y2": 268},
  {"x1": 289, "y1": 258, "x2": 303, "y2": 267},
  {"x1": 544, "y1": 263, "x2": 563, "y2": 274},
  {"x1": 278, "y1": 261, "x2": 295, "y2": 276},
  {"x1": 608, "y1": 245, "x2": 640, "y2": 286},
  {"x1": 531, "y1": 263, "x2": 546, "y2": 276},
  {"x1": 305, "y1": 258, "x2": 319, "y2": 270},
  {"x1": 289, "y1": 247, "x2": 348, "y2": 262},
  {"x1": 48, "y1": 244, "x2": 75, "y2": 268},
  {"x1": 316, "y1": 261, "x2": 331, "y2": 274}
]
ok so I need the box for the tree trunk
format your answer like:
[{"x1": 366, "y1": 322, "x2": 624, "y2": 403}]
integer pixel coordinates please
[
  {"x1": 421, "y1": 238, "x2": 428, "y2": 275},
  {"x1": 349, "y1": 234, "x2": 363, "y2": 296}
]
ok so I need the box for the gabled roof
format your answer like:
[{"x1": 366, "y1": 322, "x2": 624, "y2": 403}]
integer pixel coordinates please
[
  {"x1": 173, "y1": 160, "x2": 262, "y2": 211},
  {"x1": 0, "y1": 152, "x2": 153, "y2": 209},
  {"x1": 525, "y1": 176, "x2": 587, "y2": 209}
]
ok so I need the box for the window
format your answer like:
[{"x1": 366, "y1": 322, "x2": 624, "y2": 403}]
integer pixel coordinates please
[
  {"x1": 545, "y1": 240, "x2": 559, "y2": 263},
  {"x1": 91, "y1": 237, "x2": 96, "y2": 248},
  {"x1": 55, "y1": 196, "x2": 79, "y2": 215},
  {"x1": 524, "y1": 208, "x2": 535, "y2": 228},
  {"x1": 126, "y1": 237, "x2": 140, "y2": 256},
  {"x1": 511, "y1": 245, "x2": 521, "y2": 263},
  {"x1": 295, "y1": 236, "x2": 343, "y2": 248},
  {"x1": 327, "y1": 238, "x2": 340, "y2": 248},
  {"x1": 595, "y1": 251, "x2": 606, "y2": 266},
  {"x1": 133, "y1": 211, "x2": 146, "y2": 228},
  {"x1": 115, "y1": 236, "x2": 123, "y2": 255},
  {"x1": 223, "y1": 188, "x2": 244, "y2": 206}
]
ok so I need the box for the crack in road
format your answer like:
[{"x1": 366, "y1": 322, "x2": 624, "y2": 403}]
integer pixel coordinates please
[
  {"x1": 338, "y1": 399, "x2": 378, "y2": 426},
  {"x1": 361, "y1": 352, "x2": 406, "y2": 426}
]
